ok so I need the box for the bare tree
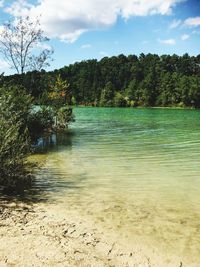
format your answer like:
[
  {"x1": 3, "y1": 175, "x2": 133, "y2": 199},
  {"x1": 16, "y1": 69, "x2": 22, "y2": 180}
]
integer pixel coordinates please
[{"x1": 0, "y1": 16, "x2": 53, "y2": 74}]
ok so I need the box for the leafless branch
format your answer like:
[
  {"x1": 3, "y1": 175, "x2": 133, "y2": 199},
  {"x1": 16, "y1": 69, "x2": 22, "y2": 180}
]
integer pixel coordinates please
[{"x1": 0, "y1": 16, "x2": 53, "y2": 74}]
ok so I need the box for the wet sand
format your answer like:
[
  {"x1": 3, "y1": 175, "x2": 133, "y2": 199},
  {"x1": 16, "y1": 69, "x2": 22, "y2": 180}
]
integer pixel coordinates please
[{"x1": 0, "y1": 202, "x2": 190, "y2": 267}]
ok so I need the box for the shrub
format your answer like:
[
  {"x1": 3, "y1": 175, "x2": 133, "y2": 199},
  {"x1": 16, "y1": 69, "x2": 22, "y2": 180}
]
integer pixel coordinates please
[
  {"x1": 0, "y1": 83, "x2": 75, "y2": 193},
  {"x1": 57, "y1": 106, "x2": 75, "y2": 129},
  {"x1": 0, "y1": 86, "x2": 32, "y2": 190},
  {"x1": 27, "y1": 107, "x2": 55, "y2": 140},
  {"x1": 113, "y1": 92, "x2": 127, "y2": 107}
]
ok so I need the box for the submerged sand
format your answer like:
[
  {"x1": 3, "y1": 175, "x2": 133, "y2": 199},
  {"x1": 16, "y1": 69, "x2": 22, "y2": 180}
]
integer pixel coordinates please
[{"x1": 0, "y1": 202, "x2": 195, "y2": 267}]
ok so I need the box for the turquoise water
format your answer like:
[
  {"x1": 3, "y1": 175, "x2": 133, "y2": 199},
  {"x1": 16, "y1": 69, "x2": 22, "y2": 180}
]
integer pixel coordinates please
[{"x1": 34, "y1": 107, "x2": 200, "y2": 262}]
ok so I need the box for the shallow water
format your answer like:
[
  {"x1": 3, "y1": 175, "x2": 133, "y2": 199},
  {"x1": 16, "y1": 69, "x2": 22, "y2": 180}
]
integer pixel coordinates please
[{"x1": 34, "y1": 107, "x2": 200, "y2": 262}]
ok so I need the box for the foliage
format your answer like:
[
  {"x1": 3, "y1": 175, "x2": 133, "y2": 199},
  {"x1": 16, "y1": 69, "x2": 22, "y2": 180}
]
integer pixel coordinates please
[
  {"x1": 0, "y1": 86, "x2": 32, "y2": 190},
  {"x1": 57, "y1": 106, "x2": 75, "y2": 129},
  {"x1": 40, "y1": 74, "x2": 75, "y2": 129},
  {"x1": 0, "y1": 84, "x2": 33, "y2": 129},
  {"x1": 0, "y1": 77, "x2": 74, "y2": 192},
  {"x1": 100, "y1": 82, "x2": 115, "y2": 107},
  {"x1": 113, "y1": 92, "x2": 127, "y2": 107},
  {"x1": 3, "y1": 53, "x2": 200, "y2": 108},
  {"x1": 27, "y1": 107, "x2": 55, "y2": 140},
  {"x1": 48, "y1": 74, "x2": 70, "y2": 109}
]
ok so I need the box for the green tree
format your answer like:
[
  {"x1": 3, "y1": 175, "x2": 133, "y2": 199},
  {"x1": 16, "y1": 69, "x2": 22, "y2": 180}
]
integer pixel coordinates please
[
  {"x1": 48, "y1": 74, "x2": 74, "y2": 128},
  {"x1": 3, "y1": 53, "x2": 200, "y2": 108},
  {"x1": 100, "y1": 82, "x2": 115, "y2": 107},
  {"x1": 0, "y1": 85, "x2": 32, "y2": 190},
  {"x1": 113, "y1": 92, "x2": 127, "y2": 107}
]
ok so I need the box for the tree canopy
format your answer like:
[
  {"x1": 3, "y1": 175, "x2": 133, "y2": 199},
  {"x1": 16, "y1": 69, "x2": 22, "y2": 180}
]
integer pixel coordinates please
[{"x1": 2, "y1": 53, "x2": 200, "y2": 108}]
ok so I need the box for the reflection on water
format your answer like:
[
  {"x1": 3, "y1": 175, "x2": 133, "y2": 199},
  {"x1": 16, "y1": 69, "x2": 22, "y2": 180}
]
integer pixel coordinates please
[
  {"x1": 4, "y1": 107, "x2": 200, "y2": 262},
  {"x1": 0, "y1": 132, "x2": 77, "y2": 203},
  {"x1": 34, "y1": 131, "x2": 75, "y2": 153}
]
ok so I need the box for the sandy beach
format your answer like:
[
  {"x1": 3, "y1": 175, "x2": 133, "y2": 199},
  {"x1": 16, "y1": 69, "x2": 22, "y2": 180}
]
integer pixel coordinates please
[{"x1": 0, "y1": 201, "x2": 192, "y2": 267}]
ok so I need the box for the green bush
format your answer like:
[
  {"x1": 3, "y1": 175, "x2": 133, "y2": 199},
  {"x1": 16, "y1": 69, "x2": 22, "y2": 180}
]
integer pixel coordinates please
[
  {"x1": 0, "y1": 86, "x2": 32, "y2": 190},
  {"x1": 57, "y1": 106, "x2": 75, "y2": 129},
  {"x1": 113, "y1": 92, "x2": 127, "y2": 107},
  {"x1": 27, "y1": 107, "x2": 55, "y2": 140},
  {"x1": 0, "y1": 83, "x2": 75, "y2": 193}
]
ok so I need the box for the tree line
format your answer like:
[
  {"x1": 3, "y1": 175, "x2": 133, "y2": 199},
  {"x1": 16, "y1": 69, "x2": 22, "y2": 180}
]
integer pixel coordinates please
[{"x1": 2, "y1": 53, "x2": 200, "y2": 108}]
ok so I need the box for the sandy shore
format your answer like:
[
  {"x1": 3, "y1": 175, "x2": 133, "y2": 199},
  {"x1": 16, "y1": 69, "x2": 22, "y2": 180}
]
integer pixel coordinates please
[{"x1": 0, "y1": 202, "x2": 194, "y2": 267}]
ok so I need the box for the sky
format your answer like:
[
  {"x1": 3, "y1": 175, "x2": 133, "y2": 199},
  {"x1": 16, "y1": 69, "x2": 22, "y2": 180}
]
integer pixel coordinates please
[{"x1": 0, "y1": 0, "x2": 199, "y2": 74}]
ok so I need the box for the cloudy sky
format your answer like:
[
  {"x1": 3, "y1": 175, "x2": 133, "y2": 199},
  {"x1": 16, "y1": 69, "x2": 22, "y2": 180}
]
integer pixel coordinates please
[{"x1": 0, "y1": 0, "x2": 199, "y2": 74}]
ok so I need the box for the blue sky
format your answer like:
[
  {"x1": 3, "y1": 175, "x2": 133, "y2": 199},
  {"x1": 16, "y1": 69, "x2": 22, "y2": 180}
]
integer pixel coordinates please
[{"x1": 0, "y1": 0, "x2": 199, "y2": 74}]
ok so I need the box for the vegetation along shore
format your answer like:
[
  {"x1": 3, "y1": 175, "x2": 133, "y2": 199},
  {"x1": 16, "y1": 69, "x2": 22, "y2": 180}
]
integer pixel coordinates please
[{"x1": 0, "y1": 2, "x2": 200, "y2": 266}]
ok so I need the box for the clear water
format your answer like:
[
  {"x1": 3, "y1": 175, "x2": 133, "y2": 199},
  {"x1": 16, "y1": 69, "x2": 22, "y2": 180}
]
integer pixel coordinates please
[{"x1": 34, "y1": 107, "x2": 200, "y2": 262}]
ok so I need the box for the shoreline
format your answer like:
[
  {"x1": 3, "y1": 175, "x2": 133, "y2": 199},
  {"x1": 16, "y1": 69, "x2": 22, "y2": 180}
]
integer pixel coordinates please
[
  {"x1": 0, "y1": 201, "x2": 195, "y2": 267},
  {"x1": 73, "y1": 105, "x2": 196, "y2": 110}
]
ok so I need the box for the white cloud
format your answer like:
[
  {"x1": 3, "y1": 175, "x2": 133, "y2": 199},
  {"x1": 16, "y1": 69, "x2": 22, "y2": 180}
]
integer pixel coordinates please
[
  {"x1": 184, "y1": 17, "x2": 200, "y2": 27},
  {"x1": 81, "y1": 44, "x2": 92, "y2": 49},
  {"x1": 181, "y1": 34, "x2": 189, "y2": 40},
  {"x1": 0, "y1": 0, "x2": 4, "y2": 7},
  {"x1": 4, "y1": 0, "x2": 184, "y2": 42},
  {"x1": 0, "y1": 59, "x2": 9, "y2": 71},
  {"x1": 5, "y1": 0, "x2": 33, "y2": 17},
  {"x1": 158, "y1": 38, "x2": 176, "y2": 45},
  {"x1": 169, "y1": 19, "x2": 181, "y2": 29}
]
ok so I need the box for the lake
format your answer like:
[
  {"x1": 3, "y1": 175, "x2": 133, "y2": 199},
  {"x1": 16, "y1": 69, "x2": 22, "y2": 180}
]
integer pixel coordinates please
[{"x1": 34, "y1": 107, "x2": 200, "y2": 264}]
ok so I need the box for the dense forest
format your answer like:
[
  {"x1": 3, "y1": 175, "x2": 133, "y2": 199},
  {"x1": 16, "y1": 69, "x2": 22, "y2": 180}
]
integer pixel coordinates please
[{"x1": 2, "y1": 53, "x2": 200, "y2": 108}]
